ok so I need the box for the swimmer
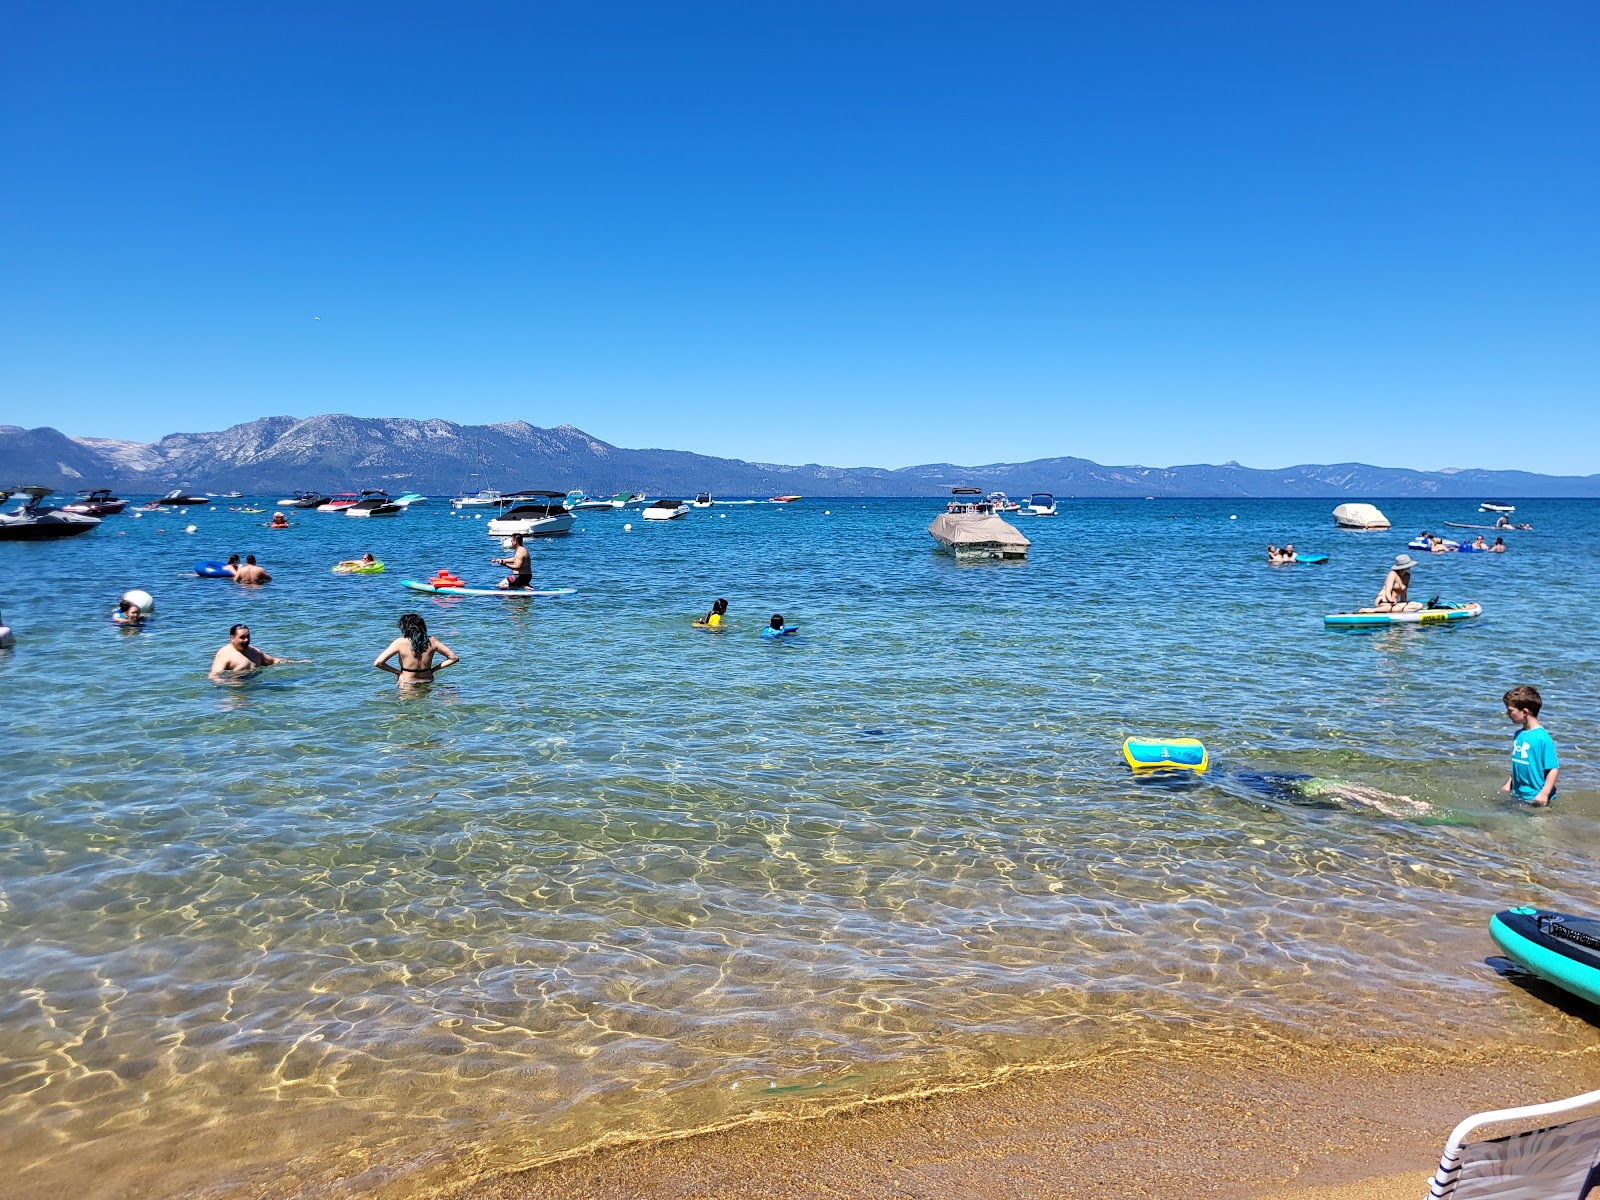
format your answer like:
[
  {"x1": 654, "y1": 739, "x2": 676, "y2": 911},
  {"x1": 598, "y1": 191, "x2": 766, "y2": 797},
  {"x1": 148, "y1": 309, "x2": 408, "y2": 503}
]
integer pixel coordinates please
[
  {"x1": 1471, "y1": 535, "x2": 1488, "y2": 550},
  {"x1": 1491, "y1": 537, "x2": 1507, "y2": 553},
  {"x1": 209, "y1": 624, "x2": 294, "y2": 675},
  {"x1": 223, "y1": 553, "x2": 241, "y2": 577},
  {"x1": 233, "y1": 554, "x2": 271, "y2": 585},
  {"x1": 335, "y1": 552, "x2": 379, "y2": 571},
  {"x1": 760, "y1": 613, "x2": 797, "y2": 639},
  {"x1": 269, "y1": 512, "x2": 290, "y2": 528},
  {"x1": 113, "y1": 599, "x2": 143, "y2": 627},
  {"x1": 696, "y1": 597, "x2": 729, "y2": 629},
  {"x1": 1367, "y1": 554, "x2": 1420, "y2": 613},
  {"x1": 493, "y1": 534, "x2": 531, "y2": 590},
  {"x1": 373, "y1": 612, "x2": 459, "y2": 686}
]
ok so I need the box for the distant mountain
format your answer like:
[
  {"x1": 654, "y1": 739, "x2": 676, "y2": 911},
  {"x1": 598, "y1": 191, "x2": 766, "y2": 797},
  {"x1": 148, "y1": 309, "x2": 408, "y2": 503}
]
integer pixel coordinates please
[{"x1": 2, "y1": 416, "x2": 1597, "y2": 498}]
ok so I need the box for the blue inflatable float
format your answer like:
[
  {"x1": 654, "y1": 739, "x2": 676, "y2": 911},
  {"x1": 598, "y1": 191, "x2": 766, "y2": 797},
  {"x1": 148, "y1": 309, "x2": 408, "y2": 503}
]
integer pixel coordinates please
[{"x1": 195, "y1": 561, "x2": 232, "y2": 578}]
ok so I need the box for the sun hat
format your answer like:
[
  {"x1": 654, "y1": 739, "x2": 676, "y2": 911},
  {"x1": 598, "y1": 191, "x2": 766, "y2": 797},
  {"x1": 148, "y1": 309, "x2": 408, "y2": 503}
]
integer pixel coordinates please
[{"x1": 1393, "y1": 554, "x2": 1417, "y2": 570}]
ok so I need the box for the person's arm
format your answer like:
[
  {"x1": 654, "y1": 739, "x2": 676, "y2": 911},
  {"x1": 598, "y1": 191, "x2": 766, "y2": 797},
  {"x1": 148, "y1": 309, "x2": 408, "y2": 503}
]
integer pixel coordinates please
[
  {"x1": 373, "y1": 640, "x2": 403, "y2": 676},
  {"x1": 1531, "y1": 768, "x2": 1558, "y2": 806},
  {"x1": 431, "y1": 638, "x2": 459, "y2": 670}
]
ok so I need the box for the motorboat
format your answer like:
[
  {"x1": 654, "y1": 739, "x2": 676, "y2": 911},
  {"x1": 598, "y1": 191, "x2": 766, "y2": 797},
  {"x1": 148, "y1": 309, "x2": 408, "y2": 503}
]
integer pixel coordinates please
[
  {"x1": 692, "y1": 493, "x2": 713, "y2": 508},
  {"x1": 642, "y1": 499, "x2": 690, "y2": 521},
  {"x1": 570, "y1": 493, "x2": 615, "y2": 511},
  {"x1": 392, "y1": 492, "x2": 428, "y2": 506},
  {"x1": 768, "y1": 495, "x2": 801, "y2": 503},
  {"x1": 987, "y1": 491, "x2": 1021, "y2": 513},
  {"x1": 486, "y1": 491, "x2": 576, "y2": 537},
  {"x1": 221, "y1": 491, "x2": 243, "y2": 499},
  {"x1": 452, "y1": 489, "x2": 509, "y2": 509},
  {"x1": 928, "y1": 488, "x2": 1030, "y2": 559},
  {"x1": 160, "y1": 489, "x2": 209, "y2": 506},
  {"x1": 278, "y1": 491, "x2": 331, "y2": 508},
  {"x1": 609, "y1": 492, "x2": 648, "y2": 508},
  {"x1": 316, "y1": 493, "x2": 361, "y2": 512},
  {"x1": 0, "y1": 487, "x2": 103, "y2": 540},
  {"x1": 1479, "y1": 501, "x2": 1516, "y2": 514},
  {"x1": 1332, "y1": 502, "x2": 1391, "y2": 530},
  {"x1": 345, "y1": 490, "x2": 403, "y2": 518},
  {"x1": 63, "y1": 489, "x2": 127, "y2": 516},
  {"x1": 1022, "y1": 492, "x2": 1057, "y2": 517}
]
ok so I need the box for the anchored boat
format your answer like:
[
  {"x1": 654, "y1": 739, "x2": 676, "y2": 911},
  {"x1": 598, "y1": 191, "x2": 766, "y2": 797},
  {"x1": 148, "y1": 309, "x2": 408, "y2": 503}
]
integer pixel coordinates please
[
  {"x1": 928, "y1": 488, "x2": 1031, "y2": 559},
  {"x1": 0, "y1": 487, "x2": 102, "y2": 540},
  {"x1": 486, "y1": 491, "x2": 577, "y2": 537}
]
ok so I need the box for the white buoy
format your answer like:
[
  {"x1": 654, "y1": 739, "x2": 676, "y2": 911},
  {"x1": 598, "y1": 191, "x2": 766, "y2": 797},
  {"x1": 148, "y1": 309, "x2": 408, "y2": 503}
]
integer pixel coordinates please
[
  {"x1": 824, "y1": 510, "x2": 830, "y2": 515},
  {"x1": 131, "y1": 512, "x2": 142, "y2": 519},
  {"x1": 0, "y1": 609, "x2": 12, "y2": 648},
  {"x1": 623, "y1": 523, "x2": 632, "y2": 531},
  {"x1": 1229, "y1": 515, "x2": 1237, "y2": 520},
  {"x1": 121, "y1": 589, "x2": 155, "y2": 614},
  {"x1": 720, "y1": 513, "x2": 726, "y2": 519},
  {"x1": 185, "y1": 524, "x2": 197, "y2": 534}
]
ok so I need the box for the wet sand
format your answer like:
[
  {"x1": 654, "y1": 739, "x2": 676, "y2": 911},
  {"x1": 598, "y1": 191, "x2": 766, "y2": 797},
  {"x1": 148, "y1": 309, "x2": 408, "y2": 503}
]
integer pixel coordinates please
[{"x1": 453, "y1": 1031, "x2": 1600, "y2": 1200}]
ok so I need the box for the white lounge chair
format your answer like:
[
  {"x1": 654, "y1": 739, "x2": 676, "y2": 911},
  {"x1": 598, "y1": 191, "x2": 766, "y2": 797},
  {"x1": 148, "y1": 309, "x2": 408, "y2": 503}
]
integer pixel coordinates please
[{"x1": 1429, "y1": 1088, "x2": 1600, "y2": 1198}]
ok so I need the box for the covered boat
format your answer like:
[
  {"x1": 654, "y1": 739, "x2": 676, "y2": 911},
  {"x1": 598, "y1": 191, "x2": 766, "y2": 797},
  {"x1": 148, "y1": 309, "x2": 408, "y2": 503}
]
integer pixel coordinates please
[
  {"x1": 1332, "y1": 502, "x2": 1390, "y2": 529},
  {"x1": 642, "y1": 498, "x2": 690, "y2": 520},
  {"x1": 345, "y1": 490, "x2": 403, "y2": 517},
  {"x1": 929, "y1": 488, "x2": 1030, "y2": 559},
  {"x1": 278, "y1": 491, "x2": 331, "y2": 508}
]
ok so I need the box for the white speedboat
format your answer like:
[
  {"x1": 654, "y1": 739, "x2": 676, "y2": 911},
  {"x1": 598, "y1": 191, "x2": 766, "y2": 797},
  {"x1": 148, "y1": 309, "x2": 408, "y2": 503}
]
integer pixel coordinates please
[
  {"x1": 346, "y1": 491, "x2": 403, "y2": 517},
  {"x1": 452, "y1": 489, "x2": 509, "y2": 509},
  {"x1": 987, "y1": 491, "x2": 1021, "y2": 513},
  {"x1": 393, "y1": 492, "x2": 428, "y2": 506},
  {"x1": 692, "y1": 493, "x2": 713, "y2": 508},
  {"x1": 642, "y1": 499, "x2": 690, "y2": 521},
  {"x1": 928, "y1": 488, "x2": 1030, "y2": 559},
  {"x1": 0, "y1": 487, "x2": 102, "y2": 540},
  {"x1": 221, "y1": 491, "x2": 243, "y2": 499},
  {"x1": 1479, "y1": 501, "x2": 1515, "y2": 514},
  {"x1": 317, "y1": 493, "x2": 360, "y2": 512},
  {"x1": 486, "y1": 491, "x2": 576, "y2": 537},
  {"x1": 609, "y1": 492, "x2": 648, "y2": 508},
  {"x1": 1022, "y1": 492, "x2": 1057, "y2": 516},
  {"x1": 570, "y1": 494, "x2": 615, "y2": 511}
]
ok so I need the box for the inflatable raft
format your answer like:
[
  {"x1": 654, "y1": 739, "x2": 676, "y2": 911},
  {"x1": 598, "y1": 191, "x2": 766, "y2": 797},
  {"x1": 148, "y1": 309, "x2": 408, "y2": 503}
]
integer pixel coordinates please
[
  {"x1": 1490, "y1": 907, "x2": 1600, "y2": 1008},
  {"x1": 1324, "y1": 602, "x2": 1481, "y2": 627},
  {"x1": 402, "y1": 580, "x2": 576, "y2": 598}
]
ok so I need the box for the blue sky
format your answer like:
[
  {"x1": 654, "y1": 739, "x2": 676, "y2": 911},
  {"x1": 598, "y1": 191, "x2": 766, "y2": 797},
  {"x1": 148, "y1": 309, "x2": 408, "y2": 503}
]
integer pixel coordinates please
[{"x1": 3, "y1": 3, "x2": 1596, "y2": 473}]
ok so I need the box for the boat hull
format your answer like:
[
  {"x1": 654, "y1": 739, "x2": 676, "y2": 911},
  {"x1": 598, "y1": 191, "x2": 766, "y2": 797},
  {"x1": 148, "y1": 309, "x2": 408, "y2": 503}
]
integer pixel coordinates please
[{"x1": 486, "y1": 514, "x2": 576, "y2": 536}]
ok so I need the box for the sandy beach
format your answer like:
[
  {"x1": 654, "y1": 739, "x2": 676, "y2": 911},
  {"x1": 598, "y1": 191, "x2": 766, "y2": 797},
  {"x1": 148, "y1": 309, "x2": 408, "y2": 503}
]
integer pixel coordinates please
[{"x1": 457, "y1": 1030, "x2": 1600, "y2": 1200}]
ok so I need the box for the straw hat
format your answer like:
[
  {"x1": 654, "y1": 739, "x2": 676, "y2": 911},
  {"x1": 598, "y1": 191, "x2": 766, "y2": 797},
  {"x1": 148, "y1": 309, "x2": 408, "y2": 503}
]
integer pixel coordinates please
[{"x1": 1393, "y1": 554, "x2": 1417, "y2": 571}]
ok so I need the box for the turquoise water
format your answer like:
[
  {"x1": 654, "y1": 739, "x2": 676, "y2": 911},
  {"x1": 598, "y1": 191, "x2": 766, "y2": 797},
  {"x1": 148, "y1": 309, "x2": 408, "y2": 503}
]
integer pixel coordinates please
[{"x1": 1, "y1": 496, "x2": 1596, "y2": 1198}]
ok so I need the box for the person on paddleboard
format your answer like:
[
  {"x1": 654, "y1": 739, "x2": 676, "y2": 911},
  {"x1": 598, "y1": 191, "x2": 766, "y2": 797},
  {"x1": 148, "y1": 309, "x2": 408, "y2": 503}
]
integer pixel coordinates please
[
  {"x1": 373, "y1": 613, "x2": 459, "y2": 687},
  {"x1": 1371, "y1": 554, "x2": 1420, "y2": 612},
  {"x1": 493, "y1": 534, "x2": 531, "y2": 590}
]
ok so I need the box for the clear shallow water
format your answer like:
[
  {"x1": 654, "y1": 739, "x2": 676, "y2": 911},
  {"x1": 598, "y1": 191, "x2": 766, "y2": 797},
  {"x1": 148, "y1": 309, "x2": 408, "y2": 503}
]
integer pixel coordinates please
[{"x1": 1, "y1": 496, "x2": 1597, "y2": 1198}]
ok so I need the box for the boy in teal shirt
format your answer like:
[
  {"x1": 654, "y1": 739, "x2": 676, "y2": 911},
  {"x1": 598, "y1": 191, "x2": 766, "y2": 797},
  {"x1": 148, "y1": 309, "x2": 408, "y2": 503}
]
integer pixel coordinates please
[{"x1": 1501, "y1": 685, "x2": 1559, "y2": 806}]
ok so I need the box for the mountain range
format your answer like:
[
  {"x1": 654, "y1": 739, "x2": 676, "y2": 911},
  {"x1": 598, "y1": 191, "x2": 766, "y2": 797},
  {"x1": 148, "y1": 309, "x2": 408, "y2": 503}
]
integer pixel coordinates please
[{"x1": 3, "y1": 415, "x2": 1597, "y2": 498}]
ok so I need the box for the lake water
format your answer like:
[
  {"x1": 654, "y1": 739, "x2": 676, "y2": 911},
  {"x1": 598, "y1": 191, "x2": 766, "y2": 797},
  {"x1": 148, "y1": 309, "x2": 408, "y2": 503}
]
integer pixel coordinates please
[{"x1": 1, "y1": 495, "x2": 1596, "y2": 1198}]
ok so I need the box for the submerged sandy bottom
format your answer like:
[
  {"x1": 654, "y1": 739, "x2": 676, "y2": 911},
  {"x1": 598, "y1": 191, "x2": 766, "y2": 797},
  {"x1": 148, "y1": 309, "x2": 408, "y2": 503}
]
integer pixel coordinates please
[{"x1": 455, "y1": 1025, "x2": 1600, "y2": 1200}]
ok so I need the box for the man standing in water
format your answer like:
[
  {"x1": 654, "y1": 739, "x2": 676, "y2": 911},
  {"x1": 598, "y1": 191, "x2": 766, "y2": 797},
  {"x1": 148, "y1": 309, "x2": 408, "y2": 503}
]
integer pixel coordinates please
[
  {"x1": 233, "y1": 554, "x2": 271, "y2": 585},
  {"x1": 209, "y1": 624, "x2": 292, "y2": 675},
  {"x1": 1370, "y1": 554, "x2": 1420, "y2": 612},
  {"x1": 493, "y1": 534, "x2": 531, "y2": 590}
]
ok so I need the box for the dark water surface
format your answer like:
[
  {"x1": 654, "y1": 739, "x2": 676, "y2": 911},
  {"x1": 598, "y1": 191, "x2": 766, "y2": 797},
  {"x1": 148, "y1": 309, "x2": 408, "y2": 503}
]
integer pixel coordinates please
[{"x1": 1, "y1": 496, "x2": 1596, "y2": 1198}]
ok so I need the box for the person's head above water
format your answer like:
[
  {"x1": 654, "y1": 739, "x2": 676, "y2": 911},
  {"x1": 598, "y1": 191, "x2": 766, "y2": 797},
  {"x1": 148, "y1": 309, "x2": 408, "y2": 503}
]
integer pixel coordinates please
[
  {"x1": 228, "y1": 624, "x2": 250, "y2": 645},
  {"x1": 362, "y1": 552, "x2": 375, "y2": 563},
  {"x1": 770, "y1": 614, "x2": 784, "y2": 629},
  {"x1": 713, "y1": 598, "x2": 728, "y2": 615},
  {"x1": 227, "y1": 554, "x2": 241, "y2": 566},
  {"x1": 245, "y1": 554, "x2": 258, "y2": 565},
  {"x1": 398, "y1": 612, "x2": 427, "y2": 654}
]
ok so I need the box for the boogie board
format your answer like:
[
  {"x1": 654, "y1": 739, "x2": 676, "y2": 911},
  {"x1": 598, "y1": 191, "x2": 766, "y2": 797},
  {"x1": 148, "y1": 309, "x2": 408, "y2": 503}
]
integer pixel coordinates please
[
  {"x1": 1293, "y1": 553, "x2": 1329, "y2": 564},
  {"x1": 1123, "y1": 737, "x2": 1209, "y2": 773},
  {"x1": 1490, "y1": 907, "x2": 1600, "y2": 1008},
  {"x1": 402, "y1": 580, "x2": 575, "y2": 598},
  {"x1": 1324, "y1": 602, "x2": 1481, "y2": 627}
]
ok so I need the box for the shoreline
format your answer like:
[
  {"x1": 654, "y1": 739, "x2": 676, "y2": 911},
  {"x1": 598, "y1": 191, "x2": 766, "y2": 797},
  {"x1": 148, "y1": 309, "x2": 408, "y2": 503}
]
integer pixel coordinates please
[{"x1": 452, "y1": 1030, "x2": 1600, "y2": 1200}]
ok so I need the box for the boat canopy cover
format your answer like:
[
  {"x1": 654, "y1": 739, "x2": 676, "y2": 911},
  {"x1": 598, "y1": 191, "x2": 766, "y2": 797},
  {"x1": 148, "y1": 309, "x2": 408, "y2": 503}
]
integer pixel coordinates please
[
  {"x1": 929, "y1": 512, "x2": 1032, "y2": 552},
  {"x1": 1332, "y1": 502, "x2": 1390, "y2": 529}
]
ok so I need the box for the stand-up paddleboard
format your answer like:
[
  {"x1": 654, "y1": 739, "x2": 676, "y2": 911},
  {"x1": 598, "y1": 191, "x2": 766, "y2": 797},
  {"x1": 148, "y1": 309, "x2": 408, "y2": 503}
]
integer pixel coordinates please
[
  {"x1": 402, "y1": 580, "x2": 575, "y2": 598},
  {"x1": 1324, "y1": 602, "x2": 1481, "y2": 627},
  {"x1": 1444, "y1": 522, "x2": 1527, "y2": 531},
  {"x1": 1293, "y1": 553, "x2": 1329, "y2": 564},
  {"x1": 1490, "y1": 907, "x2": 1600, "y2": 1008},
  {"x1": 1123, "y1": 737, "x2": 1209, "y2": 773}
]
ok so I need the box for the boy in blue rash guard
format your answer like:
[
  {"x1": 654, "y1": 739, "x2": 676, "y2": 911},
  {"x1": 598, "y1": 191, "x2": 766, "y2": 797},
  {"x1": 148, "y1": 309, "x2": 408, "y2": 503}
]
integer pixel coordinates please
[
  {"x1": 1501, "y1": 685, "x2": 1559, "y2": 807},
  {"x1": 760, "y1": 613, "x2": 797, "y2": 639}
]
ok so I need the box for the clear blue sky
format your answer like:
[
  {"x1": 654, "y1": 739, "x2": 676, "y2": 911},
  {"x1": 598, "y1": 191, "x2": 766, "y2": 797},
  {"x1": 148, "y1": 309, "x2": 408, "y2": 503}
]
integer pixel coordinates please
[{"x1": 3, "y1": 2, "x2": 1596, "y2": 473}]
